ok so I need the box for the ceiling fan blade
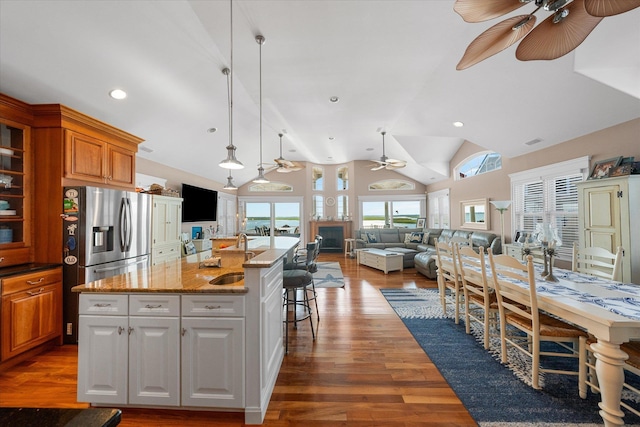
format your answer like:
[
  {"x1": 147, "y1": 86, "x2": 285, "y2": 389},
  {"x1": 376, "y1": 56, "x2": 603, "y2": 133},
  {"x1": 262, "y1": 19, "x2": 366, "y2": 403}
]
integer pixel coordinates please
[
  {"x1": 516, "y1": 0, "x2": 603, "y2": 61},
  {"x1": 276, "y1": 167, "x2": 293, "y2": 173},
  {"x1": 371, "y1": 163, "x2": 386, "y2": 171},
  {"x1": 454, "y1": 0, "x2": 528, "y2": 23},
  {"x1": 584, "y1": 0, "x2": 640, "y2": 16},
  {"x1": 385, "y1": 163, "x2": 406, "y2": 170},
  {"x1": 275, "y1": 158, "x2": 295, "y2": 168},
  {"x1": 457, "y1": 14, "x2": 537, "y2": 70}
]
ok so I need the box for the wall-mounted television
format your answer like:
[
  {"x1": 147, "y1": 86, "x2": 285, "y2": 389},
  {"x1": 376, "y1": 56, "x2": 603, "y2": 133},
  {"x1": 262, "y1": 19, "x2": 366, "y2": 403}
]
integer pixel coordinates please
[{"x1": 181, "y1": 183, "x2": 218, "y2": 222}]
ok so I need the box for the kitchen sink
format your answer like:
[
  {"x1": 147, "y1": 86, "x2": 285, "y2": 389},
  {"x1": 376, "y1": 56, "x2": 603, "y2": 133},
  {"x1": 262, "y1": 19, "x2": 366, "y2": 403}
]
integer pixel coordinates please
[{"x1": 210, "y1": 273, "x2": 244, "y2": 286}]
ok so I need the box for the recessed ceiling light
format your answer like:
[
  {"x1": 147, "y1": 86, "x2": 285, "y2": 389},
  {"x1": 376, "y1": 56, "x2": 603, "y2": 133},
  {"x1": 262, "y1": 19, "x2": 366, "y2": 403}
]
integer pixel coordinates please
[
  {"x1": 288, "y1": 149, "x2": 296, "y2": 153},
  {"x1": 329, "y1": 136, "x2": 335, "y2": 141},
  {"x1": 207, "y1": 127, "x2": 218, "y2": 133},
  {"x1": 366, "y1": 148, "x2": 374, "y2": 151},
  {"x1": 109, "y1": 89, "x2": 127, "y2": 100},
  {"x1": 329, "y1": 96, "x2": 339, "y2": 103},
  {"x1": 453, "y1": 121, "x2": 464, "y2": 128}
]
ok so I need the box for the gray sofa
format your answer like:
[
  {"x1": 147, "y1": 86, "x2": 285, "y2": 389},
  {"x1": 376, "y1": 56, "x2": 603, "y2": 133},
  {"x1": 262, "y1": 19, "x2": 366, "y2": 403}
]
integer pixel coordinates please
[{"x1": 354, "y1": 227, "x2": 501, "y2": 279}]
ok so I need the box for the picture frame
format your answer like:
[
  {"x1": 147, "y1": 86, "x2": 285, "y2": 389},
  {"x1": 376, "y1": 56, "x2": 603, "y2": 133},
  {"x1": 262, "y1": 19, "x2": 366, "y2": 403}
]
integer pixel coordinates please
[
  {"x1": 588, "y1": 156, "x2": 623, "y2": 180},
  {"x1": 609, "y1": 163, "x2": 632, "y2": 178},
  {"x1": 416, "y1": 217, "x2": 426, "y2": 229}
]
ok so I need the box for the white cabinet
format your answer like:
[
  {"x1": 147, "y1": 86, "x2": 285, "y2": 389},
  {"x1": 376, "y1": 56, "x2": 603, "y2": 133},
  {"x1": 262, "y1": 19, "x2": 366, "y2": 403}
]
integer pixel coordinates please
[
  {"x1": 151, "y1": 196, "x2": 183, "y2": 265},
  {"x1": 576, "y1": 175, "x2": 640, "y2": 284},
  {"x1": 78, "y1": 293, "x2": 245, "y2": 409},
  {"x1": 77, "y1": 294, "x2": 181, "y2": 406}
]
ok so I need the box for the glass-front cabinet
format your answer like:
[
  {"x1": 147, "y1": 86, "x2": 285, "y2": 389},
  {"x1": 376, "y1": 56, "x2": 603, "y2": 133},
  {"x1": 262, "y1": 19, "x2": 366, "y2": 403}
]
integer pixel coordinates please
[{"x1": 0, "y1": 118, "x2": 31, "y2": 266}]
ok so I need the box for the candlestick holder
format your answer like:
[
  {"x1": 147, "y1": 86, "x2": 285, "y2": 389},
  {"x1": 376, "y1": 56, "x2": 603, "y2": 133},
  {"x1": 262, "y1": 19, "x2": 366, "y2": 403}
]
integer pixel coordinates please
[{"x1": 544, "y1": 248, "x2": 559, "y2": 282}]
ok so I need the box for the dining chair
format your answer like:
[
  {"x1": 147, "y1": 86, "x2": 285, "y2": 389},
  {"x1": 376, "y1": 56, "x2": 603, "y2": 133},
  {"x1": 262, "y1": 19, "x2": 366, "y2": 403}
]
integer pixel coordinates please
[
  {"x1": 488, "y1": 252, "x2": 587, "y2": 390},
  {"x1": 572, "y1": 242, "x2": 623, "y2": 282},
  {"x1": 435, "y1": 241, "x2": 463, "y2": 323},
  {"x1": 581, "y1": 339, "x2": 640, "y2": 417},
  {"x1": 456, "y1": 245, "x2": 498, "y2": 350}
]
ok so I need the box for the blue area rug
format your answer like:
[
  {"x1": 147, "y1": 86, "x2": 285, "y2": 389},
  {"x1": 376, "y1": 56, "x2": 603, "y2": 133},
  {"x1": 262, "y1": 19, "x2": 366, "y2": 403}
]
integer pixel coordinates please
[
  {"x1": 312, "y1": 262, "x2": 344, "y2": 288},
  {"x1": 381, "y1": 288, "x2": 640, "y2": 426}
]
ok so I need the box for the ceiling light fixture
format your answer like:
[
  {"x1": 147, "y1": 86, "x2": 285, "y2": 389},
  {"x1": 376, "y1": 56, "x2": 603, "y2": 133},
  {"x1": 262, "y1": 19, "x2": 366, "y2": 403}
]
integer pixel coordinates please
[
  {"x1": 329, "y1": 96, "x2": 340, "y2": 103},
  {"x1": 371, "y1": 131, "x2": 407, "y2": 171},
  {"x1": 453, "y1": 121, "x2": 464, "y2": 127},
  {"x1": 109, "y1": 89, "x2": 127, "y2": 100},
  {"x1": 454, "y1": 0, "x2": 640, "y2": 70},
  {"x1": 223, "y1": 170, "x2": 238, "y2": 190},
  {"x1": 272, "y1": 133, "x2": 303, "y2": 173},
  {"x1": 252, "y1": 35, "x2": 269, "y2": 184},
  {"x1": 219, "y1": 0, "x2": 244, "y2": 170}
]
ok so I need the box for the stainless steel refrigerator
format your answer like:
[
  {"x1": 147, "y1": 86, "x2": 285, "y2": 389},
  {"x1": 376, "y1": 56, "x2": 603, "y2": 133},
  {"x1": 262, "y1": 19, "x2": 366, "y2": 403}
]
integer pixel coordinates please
[{"x1": 62, "y1": 186, "x2": 152, "y2": 343}]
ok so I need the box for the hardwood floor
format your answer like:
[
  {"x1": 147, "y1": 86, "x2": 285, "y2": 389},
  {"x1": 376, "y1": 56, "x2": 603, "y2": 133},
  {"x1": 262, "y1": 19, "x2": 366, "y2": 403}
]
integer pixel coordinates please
[{"x1": 0, "y1": 254, "x2": 476, "y2": 426}]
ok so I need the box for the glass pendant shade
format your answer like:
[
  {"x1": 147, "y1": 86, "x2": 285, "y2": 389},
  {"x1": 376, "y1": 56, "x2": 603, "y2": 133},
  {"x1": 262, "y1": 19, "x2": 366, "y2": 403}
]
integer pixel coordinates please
[{"x1": 490, "y1": 200, "x2": 511, "y2": 211}]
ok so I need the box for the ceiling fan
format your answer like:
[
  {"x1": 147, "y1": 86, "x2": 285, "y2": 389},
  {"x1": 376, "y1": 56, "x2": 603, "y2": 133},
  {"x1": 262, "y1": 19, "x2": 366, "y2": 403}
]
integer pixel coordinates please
[
  {"x1": 454, "y1": 0, "x2": 640, "y2": 70},
  {"x1": 371, "y1": 131, "x2": 407, "y2": 171},
  {"x1": 270, "y1": 133, "x2": 303, "y2": 173}
]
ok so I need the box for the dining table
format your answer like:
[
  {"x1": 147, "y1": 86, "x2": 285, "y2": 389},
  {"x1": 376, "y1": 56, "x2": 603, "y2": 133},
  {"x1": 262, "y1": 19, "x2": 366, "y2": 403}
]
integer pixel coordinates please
[{"x1": 502, "y1": 264, "x2": 640, "y2": 427}]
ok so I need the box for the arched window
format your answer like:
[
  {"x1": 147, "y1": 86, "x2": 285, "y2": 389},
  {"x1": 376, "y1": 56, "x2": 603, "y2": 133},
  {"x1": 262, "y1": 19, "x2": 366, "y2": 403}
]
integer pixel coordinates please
[{"x1": 454, "y1": 151, "x2": 502, "y2": 180}]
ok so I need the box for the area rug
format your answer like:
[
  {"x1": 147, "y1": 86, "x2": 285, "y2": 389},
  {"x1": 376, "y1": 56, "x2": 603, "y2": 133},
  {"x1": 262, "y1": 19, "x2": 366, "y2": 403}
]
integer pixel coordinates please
[
  {"x1": 312, "y1": 262, "x2": 344, "y2": 288},
  {"x1": 381, "y1": 288, "x2": 640, "y2": 426}
]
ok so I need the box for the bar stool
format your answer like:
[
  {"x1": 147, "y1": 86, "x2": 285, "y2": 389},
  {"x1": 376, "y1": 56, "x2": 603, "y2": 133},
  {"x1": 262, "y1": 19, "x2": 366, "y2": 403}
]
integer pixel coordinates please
[
  {"x1": 344, "y1": 238, "x2": 355, "y2": 258},
  {"x1": 283, "y1": 269, "x2": 316, "y2": 354}
]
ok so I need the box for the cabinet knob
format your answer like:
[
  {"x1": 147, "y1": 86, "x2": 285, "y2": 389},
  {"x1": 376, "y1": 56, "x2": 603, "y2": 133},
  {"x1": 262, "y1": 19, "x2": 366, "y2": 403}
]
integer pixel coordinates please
[
  {"x1": 128, "y1": 327, "x2": 134, "y2": 335},
  {"x1": 181, "y1": 328, "x2": 186, "y2": 336},
  {"x1": 0, "y1": 257, "x2": 4, "y2": 263},
  {"x1": 117, "y1": 326, "x2": 125, "y2": 335}
]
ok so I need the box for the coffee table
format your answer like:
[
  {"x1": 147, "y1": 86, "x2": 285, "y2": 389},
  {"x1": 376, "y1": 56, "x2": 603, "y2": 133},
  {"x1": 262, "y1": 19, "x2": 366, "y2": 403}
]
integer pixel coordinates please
[{"x1": 356, "y1": 248, "x2": 403, "y2": 274}]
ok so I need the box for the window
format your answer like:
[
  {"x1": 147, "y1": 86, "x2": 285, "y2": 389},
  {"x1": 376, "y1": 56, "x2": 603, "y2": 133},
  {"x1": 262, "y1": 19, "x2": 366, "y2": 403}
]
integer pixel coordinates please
[
  {"x1": 337, "y1": 166, "x2": 348, "y2": 190},
  {"x1": 511, "y1": 157, "x2": 588, "y2": 260},
  {"x1": 455, "y1": 151, "x2": 502, "y2": 180},
  {"x1": 359, "y1": 196, "x2": 426, "y2": 228},
  {"x1": 312, "y1": 167, "x2": 324, "y2": 191},
  {"x1": 239, "y1": 197, "x2": 303, "y2": 238},
  {"x1": 312, "y1": 195, "x2": 323, "y2": 219},
  {"x1": 337, "y1": 195, "x2": 349, "y2": 220},
  {"x1": 369, "y1": 179, "x2": 415, "y2": 191},
  {"x1": 428, "y1": 189, "x2": 450, "y2": 229},
  {"x1": 248, "y1": 181, "x2": 293, "y2": 192}
]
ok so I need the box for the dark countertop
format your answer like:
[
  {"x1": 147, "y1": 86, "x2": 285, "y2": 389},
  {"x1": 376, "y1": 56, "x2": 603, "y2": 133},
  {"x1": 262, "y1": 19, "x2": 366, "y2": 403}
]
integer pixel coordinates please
[
  {"x1": 0, "y1": 408, "x2": 121, "y2": 427},
  {"x1": 0, "y1": 263, "x2": 62, "y2": 279}
]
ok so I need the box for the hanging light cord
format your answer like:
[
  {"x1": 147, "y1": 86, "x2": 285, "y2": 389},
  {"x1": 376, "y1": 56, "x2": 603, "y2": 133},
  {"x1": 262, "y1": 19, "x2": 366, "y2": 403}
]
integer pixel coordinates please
[
  {"x1": 229, "y1": 0, "x2": 234, "y2": 149},
  {"x1": 258, "y1": 36, "x2": 263, "y2": 169}
]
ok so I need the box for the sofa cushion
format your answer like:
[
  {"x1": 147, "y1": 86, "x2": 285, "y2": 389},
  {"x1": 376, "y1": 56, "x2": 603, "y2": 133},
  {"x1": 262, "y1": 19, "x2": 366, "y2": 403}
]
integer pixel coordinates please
[
  {"x1": 379, "y1": 229, "x2": 401, "y2": 243},
  {"x1": 365, "y1": 232, "x2": 378, "y2": 243}
]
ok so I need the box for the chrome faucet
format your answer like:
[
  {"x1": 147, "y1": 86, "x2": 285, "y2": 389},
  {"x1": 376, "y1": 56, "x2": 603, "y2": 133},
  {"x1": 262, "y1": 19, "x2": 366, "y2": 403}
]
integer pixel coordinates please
[{"x1": 236, "y1": 233, "x2": 255, "y2": 261}]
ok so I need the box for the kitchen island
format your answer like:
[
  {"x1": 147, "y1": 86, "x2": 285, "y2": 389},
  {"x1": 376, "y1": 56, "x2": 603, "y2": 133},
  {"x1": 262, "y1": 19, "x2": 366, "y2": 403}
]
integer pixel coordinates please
[{"x1": 72, "y1": 237, "x2": 297, "y2": 424}]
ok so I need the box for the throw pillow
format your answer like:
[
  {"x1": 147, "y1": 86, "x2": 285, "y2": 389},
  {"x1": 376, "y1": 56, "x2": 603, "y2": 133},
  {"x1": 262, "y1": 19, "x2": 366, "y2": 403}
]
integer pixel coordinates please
[
  {"x1": 409, "y1": 232, "x2": 424, "y2": 243},
  {"x1": 404, "y1": 233, "x2": 411, "y2": 244},
  {"x1": 360, "y1": 233, "x2": 367, "y2": 241},
  {"x1": 422, "y1": 232, "x2": 430, "y2": 244},
  {"x1": 366, "y1": 232, "x2": 377, "y2": 243}
]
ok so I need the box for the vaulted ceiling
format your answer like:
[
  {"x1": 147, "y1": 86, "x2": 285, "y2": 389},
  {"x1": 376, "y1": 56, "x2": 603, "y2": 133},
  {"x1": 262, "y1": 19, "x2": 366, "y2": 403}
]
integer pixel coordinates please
[{"x1": 1, "y1": 1, "x2": 638, "y2": 186}]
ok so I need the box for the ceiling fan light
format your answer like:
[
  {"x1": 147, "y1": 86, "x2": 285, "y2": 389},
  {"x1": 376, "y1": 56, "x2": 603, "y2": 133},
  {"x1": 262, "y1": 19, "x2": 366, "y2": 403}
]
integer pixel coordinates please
[
  {"x1": 544, "y1": 0, "x2": 571, "y2": 11},
  {"x1": 552, "y1": 8, "x2": 569, "y2": 23}
]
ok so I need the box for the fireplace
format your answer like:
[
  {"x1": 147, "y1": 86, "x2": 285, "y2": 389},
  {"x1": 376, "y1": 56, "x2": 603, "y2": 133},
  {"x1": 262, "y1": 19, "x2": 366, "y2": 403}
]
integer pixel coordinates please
[{"x1": 310, "y1": 221, "x2": 352, "y2": 253}]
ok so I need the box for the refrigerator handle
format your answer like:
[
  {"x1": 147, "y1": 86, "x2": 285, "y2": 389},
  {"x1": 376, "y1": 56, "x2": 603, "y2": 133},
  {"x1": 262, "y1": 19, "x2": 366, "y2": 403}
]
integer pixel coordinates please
[
  {"x1": 119, "y1": 197, "x2": 134, "y2": 252},
  {"x1": 92, "y1": 257, "x2": 148, "y2": 274}
]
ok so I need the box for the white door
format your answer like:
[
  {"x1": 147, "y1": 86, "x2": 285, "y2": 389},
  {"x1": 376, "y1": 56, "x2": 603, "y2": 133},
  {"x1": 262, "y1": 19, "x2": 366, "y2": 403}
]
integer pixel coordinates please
[
  {"x1": 77, "y1": 315, "x2": 128, "y2": 404},
  {"x1": 181, "y1": 317, "x2": 245, "y2": 408},
  {"x1": 581, "y1": 183, "x2": 622, "y2": 252},
  {"x1": 128, "y1": 316, "x2": 180, "y2": 406}
]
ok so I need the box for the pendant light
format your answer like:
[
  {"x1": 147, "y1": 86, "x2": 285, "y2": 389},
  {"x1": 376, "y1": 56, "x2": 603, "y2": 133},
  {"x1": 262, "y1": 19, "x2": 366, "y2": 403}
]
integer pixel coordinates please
[
  {"x1": 219, "y1": 0, "x2": 243, "y2": 170},
  {"x1": 252, "y1": 34, "x2": 269, "y2": 184},
  {"x1": 223, "y1": 169, "x2": 238, "y2": 190}
]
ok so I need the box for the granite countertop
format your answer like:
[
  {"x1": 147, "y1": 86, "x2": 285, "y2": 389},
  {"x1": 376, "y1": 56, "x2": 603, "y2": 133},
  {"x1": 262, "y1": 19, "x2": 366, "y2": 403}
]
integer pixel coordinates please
[
  {"x1": 0, "y1": 263, "x2": 62, "y2": 279},
  {"x1": 71, "y1": 240, "x2": 293, "y2": 294},
  {"x1": 0, "y1": 408, "x2": 121, "y2": 427}
]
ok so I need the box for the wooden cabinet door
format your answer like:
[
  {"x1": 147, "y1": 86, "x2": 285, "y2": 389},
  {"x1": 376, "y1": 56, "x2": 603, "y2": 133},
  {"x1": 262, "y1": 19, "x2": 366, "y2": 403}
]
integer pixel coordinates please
[
  {"x1": 1, "y1": 282, "x2": 61, "y2": 361},
  {"x1": 181, "y1": 317, "x2": 244, "y2": 408},
  {"x1": 128, "y1": 316, "x2": 180, "y2": 406},
  {"x1": 77, "y1": 315, "x2": 128, "y2": 404},
  {"x1": 64, "y1": 130, "x2": 107, "y2": 183},
  {"x1": 581, "y1": 183, "x2": 622, "y2": 253},
  {"x1": 107, "y1": 144, "x2": 135, "y2": 186}
]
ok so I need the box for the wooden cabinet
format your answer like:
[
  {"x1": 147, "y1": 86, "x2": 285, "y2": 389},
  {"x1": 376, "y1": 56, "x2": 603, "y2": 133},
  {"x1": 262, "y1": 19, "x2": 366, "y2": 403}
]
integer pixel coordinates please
[
  {"x1": 151, "y1": 196, "x2": 183, "y2": 265},
  {"x1": 1, "y1": 267, "x2": 62, "y2": 361},
  {"x1": 0, "y1": 95, "x2": 33, "y2": 267},
  {"x1": 576, "y1": 176, "x2": 640, "y2": 284},
  {"x1": 31, "y1": 103, "x2": 143, "y2": 264},
  {"x1": 78, "y1": 293, "x2": 244, "y2": 408},
  {"x1": 64, "y1": 129, "x2": 135, "y2": 187}
]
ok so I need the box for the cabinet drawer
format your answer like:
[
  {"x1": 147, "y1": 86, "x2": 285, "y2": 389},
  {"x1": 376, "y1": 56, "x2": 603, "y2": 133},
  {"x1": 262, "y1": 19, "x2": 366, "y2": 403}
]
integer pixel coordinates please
[
  {"x1": 182, "y1": 295, "x2": 245, "y2": 317},
  {"x1": 130, "y1": 295, "x2": 180, "y2": 316},
  {"x1": 79, "y1": 294, "x2": 128, "y2": 315},
  {"x1": 1, "y1": 267, "x2": 62, "y2": 295},
  {"x1": 0, "y1": 248, "x2": 30, "y2": 269}
]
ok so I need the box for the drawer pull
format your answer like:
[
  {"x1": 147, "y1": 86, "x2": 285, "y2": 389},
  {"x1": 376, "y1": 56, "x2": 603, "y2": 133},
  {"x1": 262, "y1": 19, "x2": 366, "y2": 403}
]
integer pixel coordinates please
[
  {"x1": 128, "y1": 327, "x2": 134, "y2": 335},
  {"x1": 27, "y1": 277, "x2": 45, "y2": 285},
  {"x1": 204, "y1": 305, "x2": 222, "y2": 310},
  {"x1": 118, "y1": 326, "x2": 125, "y2": 335},
  {"x1": 94, "y1": 303, "x2": 112, "y2": 308},
  {"x1": 27, "y1": 287, "x2": 45, "y2": 296},
  {"x1": 145, "y1": 304, "x2": 162, "y2": 309}
]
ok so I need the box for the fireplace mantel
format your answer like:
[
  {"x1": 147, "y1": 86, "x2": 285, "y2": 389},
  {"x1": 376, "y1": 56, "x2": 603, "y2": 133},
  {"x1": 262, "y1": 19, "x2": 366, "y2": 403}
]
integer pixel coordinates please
[{"x1": 310, "y1": 221, "x2": 353, "y2": 253}]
